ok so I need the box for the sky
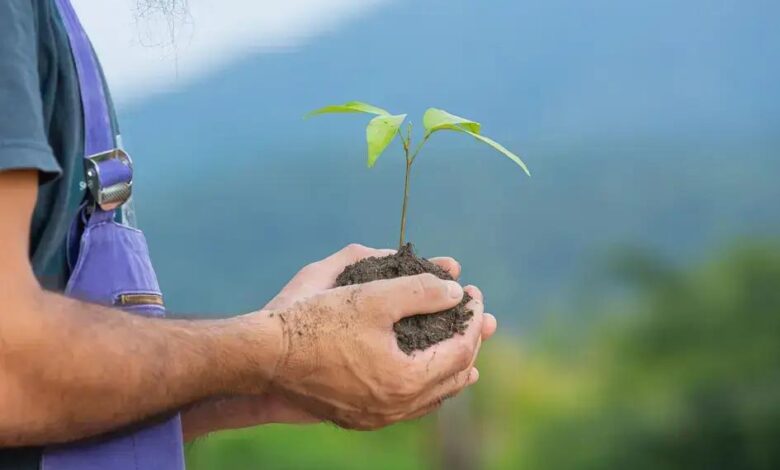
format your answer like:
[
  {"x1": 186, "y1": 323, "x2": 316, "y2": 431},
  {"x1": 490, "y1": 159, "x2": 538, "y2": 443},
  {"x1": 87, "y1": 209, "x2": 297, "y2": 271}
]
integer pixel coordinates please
[{"x1": 72, "y1": 0, "x2": 390, "y2": 104}]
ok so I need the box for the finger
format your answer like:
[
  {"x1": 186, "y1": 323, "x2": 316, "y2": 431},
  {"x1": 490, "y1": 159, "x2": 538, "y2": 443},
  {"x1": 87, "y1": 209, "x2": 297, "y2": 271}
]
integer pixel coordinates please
[
  {"x1": 415, "y1": 300, "x2": 484, "y2": 381},
  {"x1": 425, "y1": 362, "x2": 480, "y2": 407},
  {"x1": 315, "y1": 244, "x2": 396, "y2": 279},
  {"x1": 326, "y1": 243, "x2": 395, "y2": 267},
  {"x1": 362, "y1": 273, "x2": 464, "y2": 322},
  {"x1": 429, "y1": 257, "x2": 461, "y2": 280},
  {"x1": 400, "y1": 367, "x2": 479, "y2": 422},
  {"x1": 482, "y1": 313, "x2": 497, "y2": 340},
  {"x1": 397, "y1": 400, "x2": 441, "y2": 423},
  {"x1": 463, "y1": 284, "x2": 483, "y2": 303},
  {"x1": 431, "y1": 366, "x2": 479, "y2": 400}
]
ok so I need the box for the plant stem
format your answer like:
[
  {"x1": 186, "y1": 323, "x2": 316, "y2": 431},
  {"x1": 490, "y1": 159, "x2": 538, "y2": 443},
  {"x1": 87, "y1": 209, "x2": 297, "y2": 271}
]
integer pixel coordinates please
[
  {"x1": 398, "y1": 125, "x2": 413, "y2": 249},
  {"x1": 399, "y1": 157, "x2": 411, "y2": 249},
  {"x1": 410, "y1": 134, "x2": 430, "y2": 164},
  {"x1": 398, "y1": 128, "x2": 430, "y2": 248}
]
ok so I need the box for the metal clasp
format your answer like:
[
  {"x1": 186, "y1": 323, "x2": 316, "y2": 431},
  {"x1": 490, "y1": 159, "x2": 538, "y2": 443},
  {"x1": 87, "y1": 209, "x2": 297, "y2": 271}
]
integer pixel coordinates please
[{"x1": 84, "y1": 148, "x2": 133, "y2": 210}]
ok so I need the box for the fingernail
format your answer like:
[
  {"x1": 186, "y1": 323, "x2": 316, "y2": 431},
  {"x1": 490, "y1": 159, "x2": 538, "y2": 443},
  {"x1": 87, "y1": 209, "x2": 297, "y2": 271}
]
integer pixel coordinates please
[
  {"x1": 446, "y1": 281, "x2": 463, "y2": 299},
  {"x1": 469, "y1": 368, "x2": 480, "y2": 384}
]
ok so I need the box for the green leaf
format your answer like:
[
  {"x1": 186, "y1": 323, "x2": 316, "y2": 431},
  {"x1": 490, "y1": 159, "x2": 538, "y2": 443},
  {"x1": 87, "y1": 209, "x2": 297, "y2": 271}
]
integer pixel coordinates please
[
  {"x1": 421, "y1": 108, "x2": 529, "y2": 176},
  {"x1": 366, "y1": 114, "x2": 406, "y2": 168},
  {"x1": 307, "y1": 101, "x2": 390, "y2": 118},
  {"x1": 423, "y1": 108, "x2": 481, "y2": 137},
  {"x1": 462, "y1": 130, "x2": 531, "y2": 176}
]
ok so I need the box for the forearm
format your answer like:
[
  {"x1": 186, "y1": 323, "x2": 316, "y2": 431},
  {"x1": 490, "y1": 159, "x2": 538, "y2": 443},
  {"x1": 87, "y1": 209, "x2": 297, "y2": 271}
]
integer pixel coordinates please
[
  {"x1": 180, "y1": 396, "x2": 270, "y2": 442},
  {"x1": 0, "y1": 288, "x2": 281, "y2": 447},
  {"x1": 180, "y1": 392, "x2": 318, "y2": 442}
]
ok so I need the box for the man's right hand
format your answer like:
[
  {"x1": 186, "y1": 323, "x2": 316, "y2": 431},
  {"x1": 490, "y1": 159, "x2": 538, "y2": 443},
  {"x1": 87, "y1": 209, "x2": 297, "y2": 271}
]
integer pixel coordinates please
[{"x1": 265, "y1": 272, "x2": 484, "y2": 430}]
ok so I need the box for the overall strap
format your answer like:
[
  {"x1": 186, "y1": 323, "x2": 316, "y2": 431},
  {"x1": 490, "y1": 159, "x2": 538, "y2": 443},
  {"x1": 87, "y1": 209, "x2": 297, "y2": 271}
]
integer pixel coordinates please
[
  {"x1": 56, "y1": 0, "x2": 133, "y2": 211},
  {"x1": 54, "y1": 0, "x2": 113, "y2": 155},
  {"x1": 44, "y1": 4, "x2": 186, "y2": 470}
]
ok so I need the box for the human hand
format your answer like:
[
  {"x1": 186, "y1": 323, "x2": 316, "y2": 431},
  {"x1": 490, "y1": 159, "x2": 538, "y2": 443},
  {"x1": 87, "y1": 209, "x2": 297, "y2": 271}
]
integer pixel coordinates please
[
  {"x1": 267, "y1": 243, "x2": 496, "y2": 339},
  {"x1": 268, "y1": 270, "x2": 488, "y2": 430},
  {"x1": 182, "y1": 244, "x2": 497, "y2": 439}
]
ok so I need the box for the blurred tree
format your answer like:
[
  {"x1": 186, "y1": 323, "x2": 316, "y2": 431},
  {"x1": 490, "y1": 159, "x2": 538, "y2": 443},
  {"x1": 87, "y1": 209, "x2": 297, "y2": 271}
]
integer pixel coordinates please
[{"x1": 477, "y1": 241, "x2": 780, "y2": 470}]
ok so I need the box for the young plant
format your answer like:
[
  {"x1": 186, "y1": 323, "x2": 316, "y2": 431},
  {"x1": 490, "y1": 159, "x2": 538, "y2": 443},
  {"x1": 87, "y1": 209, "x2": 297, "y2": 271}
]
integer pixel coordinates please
[{"x1": 307, "y1": 102, "x2": 530, "y2": 249}]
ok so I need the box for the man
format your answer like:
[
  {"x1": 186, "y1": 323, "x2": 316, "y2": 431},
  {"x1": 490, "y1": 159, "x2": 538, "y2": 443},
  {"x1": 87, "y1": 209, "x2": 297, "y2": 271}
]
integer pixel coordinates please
[{"x1": 0, "y1": 0, "x2": 496, "y2": 468}]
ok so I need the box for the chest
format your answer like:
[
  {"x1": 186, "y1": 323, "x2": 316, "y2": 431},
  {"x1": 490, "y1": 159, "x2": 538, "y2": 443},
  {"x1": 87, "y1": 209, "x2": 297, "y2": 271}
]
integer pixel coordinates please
[{"x1": 30, "y1": 0, "x2": 88, "y2": 289}]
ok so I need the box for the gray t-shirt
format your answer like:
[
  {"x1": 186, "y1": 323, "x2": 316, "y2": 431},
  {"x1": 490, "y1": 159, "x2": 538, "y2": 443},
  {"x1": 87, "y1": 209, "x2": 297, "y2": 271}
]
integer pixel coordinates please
[
  {"x1": 0, "y1": 0, "x2": 112, "y2": 467},
  {"x1": 1, "y1": 0, "x2": 87, "y2": 291}
]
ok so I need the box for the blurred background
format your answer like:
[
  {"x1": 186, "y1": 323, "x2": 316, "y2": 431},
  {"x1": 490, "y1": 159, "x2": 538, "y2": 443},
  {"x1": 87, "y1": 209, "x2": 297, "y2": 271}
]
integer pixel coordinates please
[{"x1": 77, "y1": 0, "x2": 779, "y2": 468}]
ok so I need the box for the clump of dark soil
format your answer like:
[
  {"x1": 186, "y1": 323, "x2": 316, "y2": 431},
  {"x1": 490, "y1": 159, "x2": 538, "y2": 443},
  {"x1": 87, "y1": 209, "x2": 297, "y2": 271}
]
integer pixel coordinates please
[{"x1": 335, "y1": 243, "x2": 473, "y2": 354}]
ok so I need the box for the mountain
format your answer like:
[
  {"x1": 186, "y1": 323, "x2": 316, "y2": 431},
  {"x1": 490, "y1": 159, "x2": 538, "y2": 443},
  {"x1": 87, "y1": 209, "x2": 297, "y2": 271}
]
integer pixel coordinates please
[{"x1": 116, "y1": 0, "x2": 780, "y2": 328}]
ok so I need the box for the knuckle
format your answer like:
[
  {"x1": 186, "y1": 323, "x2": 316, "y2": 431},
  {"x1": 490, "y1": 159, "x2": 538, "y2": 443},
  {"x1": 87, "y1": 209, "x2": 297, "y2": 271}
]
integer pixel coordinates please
[
  {"x1": 469, "y1": 298, "x2": 484, "y2": 314},
  {"x1": 344, "y1": 243, "x2": 367, "y2": 256},
  {"x1": 374, "y1": 390, "x2": 392, "y2": 407},
  {"x1": 412, "y1": 273, "x2": 439, "y2": 297},
  {"x1": 356, "y1": 284, "x2": 382, "y2": 313},
  {"x1": 443, "y1": 257, "x2": 461, "y2": 273},
  {"x1": 396, "y1": 381, "x2": 419, "y2": 401},
  {"x1": 299, "y1": 261, "x2": 321, "y2": 275},
  {"x1": 400, "y1": 275, "x2": 427, "y2": 303},
  {"x1": 375, "y1": 370, "x2": 422, "y2": 405},
  {"x1": 458, "y1": 370, "x2": 471, "y2": 388},
  {"x1": 457, "y1": 342, "x2": 474, "y2": 369}
]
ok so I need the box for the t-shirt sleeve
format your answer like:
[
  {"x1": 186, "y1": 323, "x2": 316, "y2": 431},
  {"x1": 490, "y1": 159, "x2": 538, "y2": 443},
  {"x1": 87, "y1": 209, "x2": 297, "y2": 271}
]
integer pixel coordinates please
[{"x1": 0, "y1": 0, "x2": 62, "y2": 181}]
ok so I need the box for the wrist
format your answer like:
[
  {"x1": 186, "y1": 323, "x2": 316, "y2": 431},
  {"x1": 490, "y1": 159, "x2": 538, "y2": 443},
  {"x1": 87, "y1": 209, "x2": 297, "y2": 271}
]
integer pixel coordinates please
[
  {"x1": 219, "y1": 310, "x2": 286, "y2": 395},
  {"x1": 180, "y1": 312, "x2": 287, "y2": 441}
]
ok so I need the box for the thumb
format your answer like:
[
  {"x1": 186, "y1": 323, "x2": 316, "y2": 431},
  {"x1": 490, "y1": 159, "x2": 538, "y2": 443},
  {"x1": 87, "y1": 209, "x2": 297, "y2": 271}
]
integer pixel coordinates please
[{"x1": 363, "y1": 273, "x2": 464, "y2": 322}]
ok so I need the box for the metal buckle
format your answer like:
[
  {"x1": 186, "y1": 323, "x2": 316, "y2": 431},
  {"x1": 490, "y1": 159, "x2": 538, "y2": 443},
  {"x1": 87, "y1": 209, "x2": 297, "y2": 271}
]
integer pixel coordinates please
[{"x1": 84, "y1": 148, "x2": 133, "y2": 210}]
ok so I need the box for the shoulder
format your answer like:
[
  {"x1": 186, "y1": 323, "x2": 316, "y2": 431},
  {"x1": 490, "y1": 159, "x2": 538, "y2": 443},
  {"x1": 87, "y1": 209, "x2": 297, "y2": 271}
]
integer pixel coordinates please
[
  {"x1": 0, "y1": 0, "x2": 42, "y2": 90},
  {"x1": 0, "y1": 1, "x2": 37, "y2": 30},
  {"x1": 0, "y1": 0, "x2": 62, "y2": 180}
]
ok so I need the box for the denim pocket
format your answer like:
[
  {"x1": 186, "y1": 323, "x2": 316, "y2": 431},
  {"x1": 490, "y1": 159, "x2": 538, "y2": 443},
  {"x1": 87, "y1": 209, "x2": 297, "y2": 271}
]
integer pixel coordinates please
[{"x1": 65, "y1": 217, "x2": 164, "y2": 315}]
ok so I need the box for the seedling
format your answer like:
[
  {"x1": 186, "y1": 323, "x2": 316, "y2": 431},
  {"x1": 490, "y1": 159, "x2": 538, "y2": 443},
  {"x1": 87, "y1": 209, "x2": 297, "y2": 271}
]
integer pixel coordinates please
[
  {"x1": 307, "y1": 102, "x2": 530, "y2": 249},
  {"x1": 308, "y1": 102, "x2": 531, "y2": 352}
]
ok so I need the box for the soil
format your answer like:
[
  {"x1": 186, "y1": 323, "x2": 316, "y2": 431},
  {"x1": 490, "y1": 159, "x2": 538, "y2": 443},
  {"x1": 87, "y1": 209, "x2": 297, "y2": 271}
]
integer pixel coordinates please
[{"x1": 335, "y1": 243, "x2": 473, "y2": 354}]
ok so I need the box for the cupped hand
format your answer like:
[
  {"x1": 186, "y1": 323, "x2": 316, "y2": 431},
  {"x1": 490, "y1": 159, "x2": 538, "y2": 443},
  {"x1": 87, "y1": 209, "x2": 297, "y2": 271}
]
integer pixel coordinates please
[
  {"x1": 269, "y1": 269, "x2": 487, "y2": 430},
  {"x1": 264, "y1": 243, "x2": 461, "y2": 309},
  {"x1": 261, "y1": 244, "x2": 494, "y2": 428},
  {"x1": 182, "y1": 244, "x2": 494, "y2": 439}
]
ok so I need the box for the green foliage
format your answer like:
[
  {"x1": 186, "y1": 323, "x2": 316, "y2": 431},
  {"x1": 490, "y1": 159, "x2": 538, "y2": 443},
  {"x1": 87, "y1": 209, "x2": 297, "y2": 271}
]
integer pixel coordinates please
[
  {"x1": 307, "y1": 102, "x2": 530, "y2": 174},
  {"x1": 422, "y1": 108, "x2": 482, "y2": 136},
  {"x1": 463, "y1": 131, "x2": 530, "y2": 176},
  {"x1": 422, "y1": 107, "x2": 530, "y2": 175},
  {"x1": 477, "y1": 241, "x2": 780, "y2": 469},
  {"x1": 367, "y1": 114, "x2": 407, "y2": 168},
  {"x1": 306, "y1": 101, "x2": 390, "y2": 117},
  {"x1": 308, "y1": 101, "x2": 530, "y2": 246},
  {"x1": 187, "y1": 420, "x2": 434, "y2": 470}
]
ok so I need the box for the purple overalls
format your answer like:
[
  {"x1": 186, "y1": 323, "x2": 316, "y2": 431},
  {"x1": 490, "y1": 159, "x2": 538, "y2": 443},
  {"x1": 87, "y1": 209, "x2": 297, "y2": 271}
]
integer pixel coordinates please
[{"x1": 42, "y1": 0, "x2": 185, "y2": 468}]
